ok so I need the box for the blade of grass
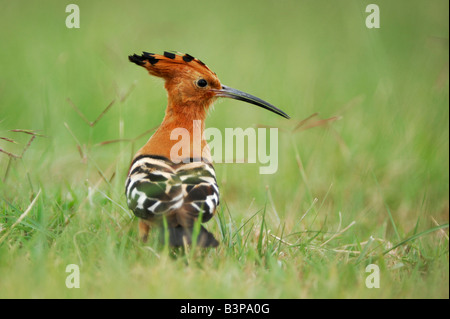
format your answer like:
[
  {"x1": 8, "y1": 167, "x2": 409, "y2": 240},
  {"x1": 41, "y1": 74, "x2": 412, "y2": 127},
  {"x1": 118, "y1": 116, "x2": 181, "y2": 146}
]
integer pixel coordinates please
[
  {"x1": 0, "y1": 189, "x2": 41, "y2": 245},
  {"x1": 382, "y1": 223, "x2": 449, "y2": 256},
  {"x1": 372, "y1": 171, "x2": 401, "y2": 241},
  {"x1": 355, "y1": 235, "x2": 375, "y2": 264}
]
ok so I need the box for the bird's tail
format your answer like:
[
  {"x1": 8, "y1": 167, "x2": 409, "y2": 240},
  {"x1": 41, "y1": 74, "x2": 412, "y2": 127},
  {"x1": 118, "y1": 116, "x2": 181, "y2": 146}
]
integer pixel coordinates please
[{"x1": 160, "y1": 225, "x2": 219, "y2": 248}]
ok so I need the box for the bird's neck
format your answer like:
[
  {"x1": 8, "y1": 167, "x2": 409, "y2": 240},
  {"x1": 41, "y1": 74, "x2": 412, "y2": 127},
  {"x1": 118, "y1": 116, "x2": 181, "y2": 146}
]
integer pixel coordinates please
[{"x1": 136, "y1": 100, "x2": 211, "y2": 163}]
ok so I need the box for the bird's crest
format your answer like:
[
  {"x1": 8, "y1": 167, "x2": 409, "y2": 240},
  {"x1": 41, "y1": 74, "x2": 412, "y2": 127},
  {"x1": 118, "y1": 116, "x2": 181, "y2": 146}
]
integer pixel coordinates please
[{"x1": 128, "y1": 51, "x2": 216, "y2": 79}]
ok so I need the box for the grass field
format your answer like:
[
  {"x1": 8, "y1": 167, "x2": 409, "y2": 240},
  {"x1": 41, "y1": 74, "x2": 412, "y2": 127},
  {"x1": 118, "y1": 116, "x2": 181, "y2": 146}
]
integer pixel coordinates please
[{"x1": 0, "y1": 0, "x2": 448, "y2": 299}]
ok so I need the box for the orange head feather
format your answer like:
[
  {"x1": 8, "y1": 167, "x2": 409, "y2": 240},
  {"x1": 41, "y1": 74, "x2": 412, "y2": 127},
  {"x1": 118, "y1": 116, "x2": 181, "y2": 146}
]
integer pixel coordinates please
[
  {"x1": 129, "y1": 51, "x2": 290, "y2": 120},
  {"x1": 129, "y1": 51, "x2": 289, "y2": 161}
]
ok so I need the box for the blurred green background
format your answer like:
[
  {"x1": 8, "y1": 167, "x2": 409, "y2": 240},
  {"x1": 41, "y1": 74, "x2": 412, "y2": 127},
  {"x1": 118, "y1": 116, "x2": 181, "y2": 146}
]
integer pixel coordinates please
[{"x1": 0, "y1": 0, "x2": 448, "y2": 298}]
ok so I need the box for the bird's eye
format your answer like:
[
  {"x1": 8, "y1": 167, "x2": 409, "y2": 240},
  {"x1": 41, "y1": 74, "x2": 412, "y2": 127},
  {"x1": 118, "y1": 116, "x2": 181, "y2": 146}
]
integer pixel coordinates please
[{"x1": 196, "y1": 79, "x2": 208, "y2": 88}]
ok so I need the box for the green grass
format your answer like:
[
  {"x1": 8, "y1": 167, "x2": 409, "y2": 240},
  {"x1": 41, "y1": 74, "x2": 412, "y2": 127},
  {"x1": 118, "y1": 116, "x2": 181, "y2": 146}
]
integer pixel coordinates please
[{"x1": 0, "y1": 0, "x2": 448, "y2": 299}]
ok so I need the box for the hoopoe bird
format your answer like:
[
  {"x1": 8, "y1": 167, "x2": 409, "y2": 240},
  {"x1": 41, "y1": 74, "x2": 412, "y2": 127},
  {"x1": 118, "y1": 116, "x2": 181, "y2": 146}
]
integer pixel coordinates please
[{"x1": 126, "y1": 51, "x2": 289, "y2": 247}]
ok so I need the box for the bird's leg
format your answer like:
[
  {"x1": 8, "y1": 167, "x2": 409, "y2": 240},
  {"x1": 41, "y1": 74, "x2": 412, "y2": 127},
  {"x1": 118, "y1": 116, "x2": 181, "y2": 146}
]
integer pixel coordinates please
[{"x1": 138, "y1": 220, "x2": 150, "y2": 243}]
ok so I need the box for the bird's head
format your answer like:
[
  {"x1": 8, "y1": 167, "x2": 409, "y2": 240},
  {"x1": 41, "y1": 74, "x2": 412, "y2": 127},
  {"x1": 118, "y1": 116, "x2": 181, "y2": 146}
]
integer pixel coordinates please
[{"x1": 129, "y1": 51, "x2": 289, "y2": 119}]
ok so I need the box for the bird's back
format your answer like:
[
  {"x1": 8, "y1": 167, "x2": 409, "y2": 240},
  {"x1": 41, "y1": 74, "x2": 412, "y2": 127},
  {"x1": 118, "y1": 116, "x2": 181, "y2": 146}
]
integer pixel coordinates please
[{"x1": 125, "y1": 154, "x2": 220, "y2": 244}]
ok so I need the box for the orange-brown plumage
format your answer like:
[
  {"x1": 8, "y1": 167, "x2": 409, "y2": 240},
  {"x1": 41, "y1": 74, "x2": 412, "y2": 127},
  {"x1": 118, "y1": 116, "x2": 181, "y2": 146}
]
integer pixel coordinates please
[{"x1": 130, "y1": 52, "x2": 221, "y2": 162}]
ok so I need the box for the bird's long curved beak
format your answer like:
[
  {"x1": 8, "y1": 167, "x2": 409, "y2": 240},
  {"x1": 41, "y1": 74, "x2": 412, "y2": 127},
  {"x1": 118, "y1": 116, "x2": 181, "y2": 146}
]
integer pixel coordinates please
[{"x1": 212, "y1": 85, "x2": 290, "y2": 119}]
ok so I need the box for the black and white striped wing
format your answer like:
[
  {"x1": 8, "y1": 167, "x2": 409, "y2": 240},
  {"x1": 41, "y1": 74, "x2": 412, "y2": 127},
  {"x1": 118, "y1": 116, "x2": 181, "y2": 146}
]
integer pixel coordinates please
[
  {"x1": 125, "y1": 155, "x2": 220, "y2": 223},
  {"x1": 125, "y1": 156, "x2": 183, "y2": 220},
  {"x1": 176, "y1": 162, "x2": 220, "y2": 221}
]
